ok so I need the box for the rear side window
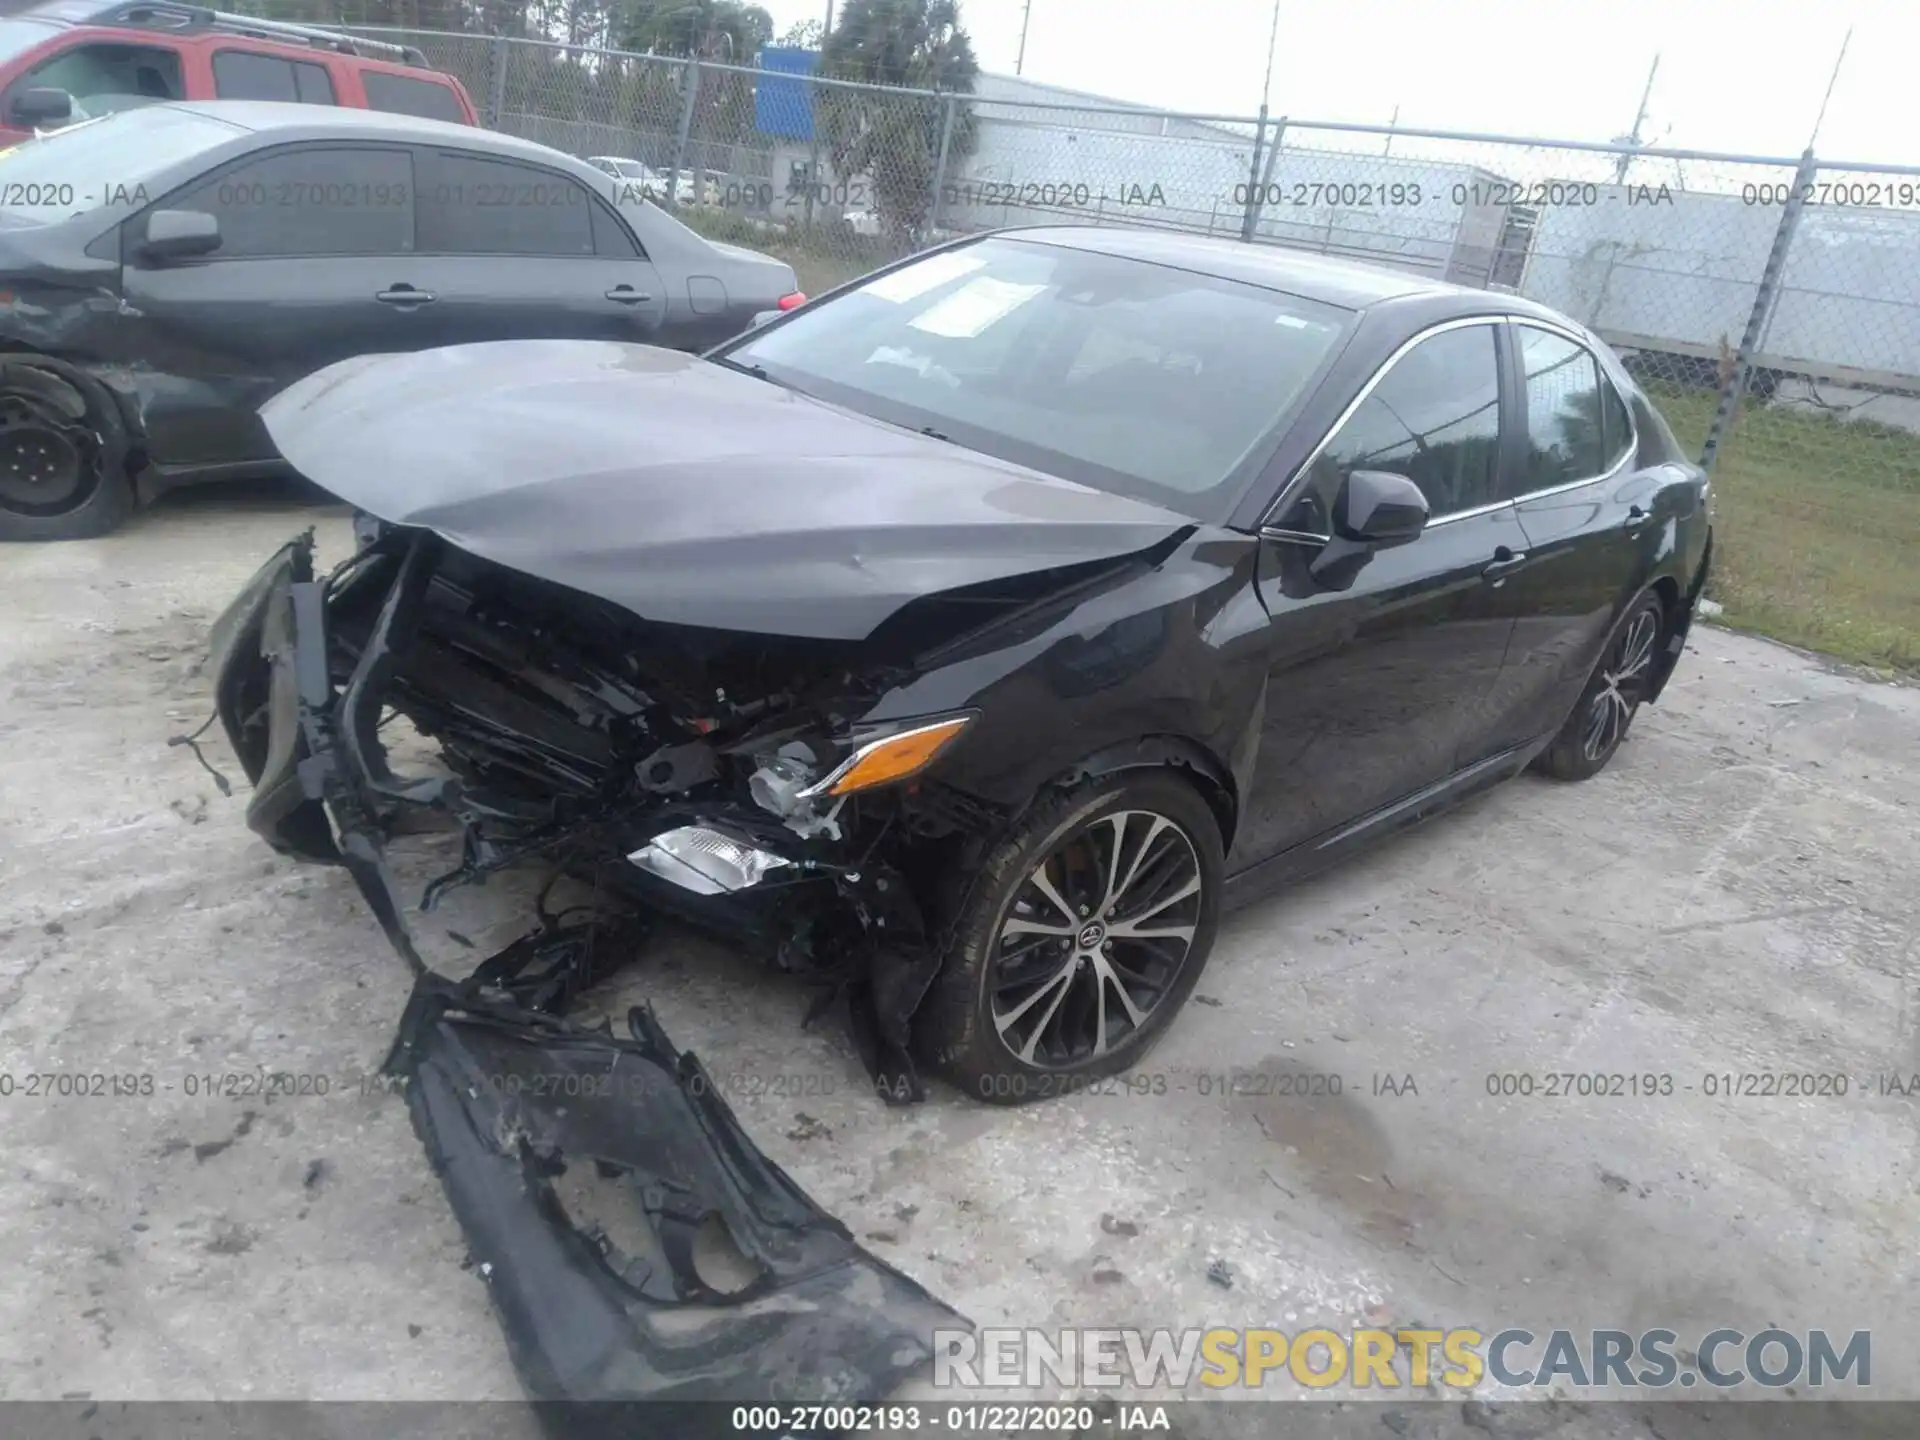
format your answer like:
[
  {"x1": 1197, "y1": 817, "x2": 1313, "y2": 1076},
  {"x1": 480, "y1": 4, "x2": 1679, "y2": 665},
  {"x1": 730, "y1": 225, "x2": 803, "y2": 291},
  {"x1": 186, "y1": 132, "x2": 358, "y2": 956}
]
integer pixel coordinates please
[
  {"x1": 361, "y1": 70, "x2": 465, "y2": 123},
  {"x1": 1515, "y1": 325, "x2": 1631, "y2": 492},
  {"x1": 590, "y1": 199, "x2": 641, "y2": 257},
  {"x1": 166, "y1": 145, "x2": 413, "y2": 258},
  {"x1": 415, "y1": 150, "x2": 593, "y2": 256},
  {"x1": 213, "y1": 50, "x2": 336, "y2": 105}
]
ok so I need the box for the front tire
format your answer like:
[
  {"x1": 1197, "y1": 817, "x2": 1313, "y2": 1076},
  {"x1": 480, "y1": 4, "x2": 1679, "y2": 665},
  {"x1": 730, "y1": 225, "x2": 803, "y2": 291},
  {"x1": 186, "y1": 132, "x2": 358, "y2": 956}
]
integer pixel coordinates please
[
  {"x1": 1533, "y1": 591, "x2": 1666, "y2": 781},
  {"x1": 0, "y1": 359, "x2": 133, "y2": 542},
  {"x1": 915, "y1": 771, "x2": 1224, "y2": 1105}
]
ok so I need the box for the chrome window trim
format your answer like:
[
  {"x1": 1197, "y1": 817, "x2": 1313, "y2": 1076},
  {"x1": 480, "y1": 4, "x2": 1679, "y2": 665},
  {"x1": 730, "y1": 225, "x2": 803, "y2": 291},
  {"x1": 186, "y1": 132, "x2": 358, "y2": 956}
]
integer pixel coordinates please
[
  {"x1": 1256, "y1": 314, "x2": 1509, "y2": 538},
  {"x1": 1256, "y1": 312, "x2": 1646, "y2": 544}
]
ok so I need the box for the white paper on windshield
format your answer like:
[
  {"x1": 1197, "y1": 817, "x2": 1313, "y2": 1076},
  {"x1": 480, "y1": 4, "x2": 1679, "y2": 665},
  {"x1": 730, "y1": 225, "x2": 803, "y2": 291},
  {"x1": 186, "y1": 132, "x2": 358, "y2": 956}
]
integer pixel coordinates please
[
  {"x1": 908, "y1": 277, "x2": 1046, "y2": 339},
  {"x1": 864, "y1": 250, "x2": 987, "y2": 303}
]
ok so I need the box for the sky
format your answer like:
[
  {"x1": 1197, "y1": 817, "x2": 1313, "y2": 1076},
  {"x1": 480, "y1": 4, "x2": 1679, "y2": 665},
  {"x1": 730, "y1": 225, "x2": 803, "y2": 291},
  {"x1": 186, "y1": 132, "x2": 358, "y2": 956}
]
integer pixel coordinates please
[{"x1": 758, "y1": 0, "x2": 1919, "y2": 168}]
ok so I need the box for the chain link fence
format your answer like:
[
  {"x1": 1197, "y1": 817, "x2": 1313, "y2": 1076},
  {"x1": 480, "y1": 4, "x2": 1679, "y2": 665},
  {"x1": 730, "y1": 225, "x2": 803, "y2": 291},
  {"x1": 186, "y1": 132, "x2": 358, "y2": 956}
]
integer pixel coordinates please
[{"x1": 335, "y1": 26, "x2": 1919, "y2": 670}]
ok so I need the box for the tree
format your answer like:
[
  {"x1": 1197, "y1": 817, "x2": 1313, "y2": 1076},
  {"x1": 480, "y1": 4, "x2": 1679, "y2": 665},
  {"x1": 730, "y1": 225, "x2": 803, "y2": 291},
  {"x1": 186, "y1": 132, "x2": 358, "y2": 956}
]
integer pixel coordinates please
[
  {"x1": 776, "y1": 17, "x2": 823, "y2": 48},
  {"x1": 615, "y1": 0, "x2": 772, "y2": 60},
  {"x1": 818, "y1": 0, "x2": 978, "y2": 235}
]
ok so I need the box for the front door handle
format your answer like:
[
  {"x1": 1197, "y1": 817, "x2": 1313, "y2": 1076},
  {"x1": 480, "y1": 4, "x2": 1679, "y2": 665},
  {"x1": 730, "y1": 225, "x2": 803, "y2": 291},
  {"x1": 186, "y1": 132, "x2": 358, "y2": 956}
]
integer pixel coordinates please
[
  {"x1": 375, "y1": 285, "x2": 435, "y2": 307},
  {"x1": 605, "y1": 286, "x2": 652, "y2": 304},
  {"x1": 1482, "y1": 546, "x2": 1528, "y2": 582}
]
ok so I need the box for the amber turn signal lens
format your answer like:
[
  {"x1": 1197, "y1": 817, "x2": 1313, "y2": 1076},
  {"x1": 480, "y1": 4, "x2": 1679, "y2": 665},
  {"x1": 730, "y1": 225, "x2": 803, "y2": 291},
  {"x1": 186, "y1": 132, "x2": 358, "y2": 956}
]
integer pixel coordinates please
[{"x1": 820, "y1": 716, "x2": 974, "y2": 797}]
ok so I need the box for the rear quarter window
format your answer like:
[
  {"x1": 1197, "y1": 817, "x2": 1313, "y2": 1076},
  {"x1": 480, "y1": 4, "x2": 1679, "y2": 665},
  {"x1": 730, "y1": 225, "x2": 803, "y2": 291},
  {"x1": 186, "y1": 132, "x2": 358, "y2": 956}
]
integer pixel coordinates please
[{"x1": 360, "y1": 70, "x2": 465, "y2": 123}]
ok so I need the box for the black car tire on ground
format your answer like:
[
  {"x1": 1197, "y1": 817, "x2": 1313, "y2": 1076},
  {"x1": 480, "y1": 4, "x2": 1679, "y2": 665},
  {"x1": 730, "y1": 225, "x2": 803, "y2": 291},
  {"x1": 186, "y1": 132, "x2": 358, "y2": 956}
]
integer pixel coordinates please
[
  {"x1": 1533, "y1": 590, "x2": 1668, "y2": 782},
  {"x1": 0, "y1": 359, "x2": 132, "y2": 542},
  {"x1": 916, "y1": 771, "x2": 1224, "y2": 1104}
]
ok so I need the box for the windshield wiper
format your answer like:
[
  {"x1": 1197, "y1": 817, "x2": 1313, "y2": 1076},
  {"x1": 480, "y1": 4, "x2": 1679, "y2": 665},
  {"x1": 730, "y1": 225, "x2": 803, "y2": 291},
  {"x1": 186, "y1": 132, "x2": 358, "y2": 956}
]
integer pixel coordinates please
[{"x1": 709, "y1": 355, "x2": 771, "y2": 383}]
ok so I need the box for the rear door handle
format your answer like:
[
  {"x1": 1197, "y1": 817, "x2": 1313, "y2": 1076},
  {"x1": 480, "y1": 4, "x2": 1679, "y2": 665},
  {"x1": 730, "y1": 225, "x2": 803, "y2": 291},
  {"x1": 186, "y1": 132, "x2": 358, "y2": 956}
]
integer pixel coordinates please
[
  {"x1": 375, "y1": 286, "x2": 435, "y2": 307},
  {"x1": 1482, "y1": 546, "x2": 1528, "y2": 582},
  {"x1": 605, "y1": 286, "x2": 652, "y2": 304}
]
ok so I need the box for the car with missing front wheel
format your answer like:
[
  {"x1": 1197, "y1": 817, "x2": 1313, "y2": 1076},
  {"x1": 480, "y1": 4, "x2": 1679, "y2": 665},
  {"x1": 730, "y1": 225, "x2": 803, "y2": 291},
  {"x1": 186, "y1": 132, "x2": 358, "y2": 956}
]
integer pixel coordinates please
[
  {"x1": 0, "y1": 99, "x2": 801, "y2": 541},
  {"x1": 206, "y1": 227, "x2": 1713, "y2": 1105}
]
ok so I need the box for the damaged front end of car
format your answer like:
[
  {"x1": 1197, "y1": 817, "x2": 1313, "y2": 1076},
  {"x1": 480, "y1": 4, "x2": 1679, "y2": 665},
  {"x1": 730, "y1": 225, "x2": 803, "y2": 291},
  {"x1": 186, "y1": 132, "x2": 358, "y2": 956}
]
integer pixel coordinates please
[
  {"x1": 208, "y1": 525, "x2": 988, "y2": 1420},
  {"x1": 208, "y1": 522, "x2": 1025, "y2": 1101}
]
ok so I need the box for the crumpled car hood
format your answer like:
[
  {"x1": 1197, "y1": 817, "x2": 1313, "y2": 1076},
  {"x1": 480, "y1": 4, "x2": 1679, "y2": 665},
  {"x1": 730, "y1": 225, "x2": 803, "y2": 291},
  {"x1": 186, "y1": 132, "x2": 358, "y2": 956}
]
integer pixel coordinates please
[{"x1": 260, "y1": 339, "x2": 1191, "y2": 640}]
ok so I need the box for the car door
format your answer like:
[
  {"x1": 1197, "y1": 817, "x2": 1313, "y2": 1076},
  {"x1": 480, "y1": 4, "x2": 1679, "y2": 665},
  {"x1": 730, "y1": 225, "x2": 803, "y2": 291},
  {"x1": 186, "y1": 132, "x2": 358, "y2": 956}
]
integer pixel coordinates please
[
  {"x1": 400, "y1": 147, "x2": 668, "y2": 347},
  {"x1": 116, "y1": 141, "x2": 421, "y2": 469},
  {"x1": 1465, "y1": 321, "x2": 1656, "y2": 761},
  {"x1": 1230, "y1": 318, "x2": 1529, "y2": 869}
]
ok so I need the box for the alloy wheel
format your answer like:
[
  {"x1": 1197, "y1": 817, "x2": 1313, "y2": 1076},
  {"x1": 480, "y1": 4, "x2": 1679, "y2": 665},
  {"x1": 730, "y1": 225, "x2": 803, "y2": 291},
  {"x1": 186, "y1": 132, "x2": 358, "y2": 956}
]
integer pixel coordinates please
[
  {"x1": 1582, "y1": 606, "x2": 1660, "y2": 762},
  {"x1": 989, "y1": 808, "x2": 1204, "y2": 1069}
]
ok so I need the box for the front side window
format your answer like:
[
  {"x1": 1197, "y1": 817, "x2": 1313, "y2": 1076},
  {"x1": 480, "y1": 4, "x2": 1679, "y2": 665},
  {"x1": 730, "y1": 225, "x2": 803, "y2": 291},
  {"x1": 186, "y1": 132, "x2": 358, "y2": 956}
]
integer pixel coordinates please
[
  {"x1": 1515, "y1": 325, "x2": 1632, "y2": 492},
  {"x1": 719, "y1": 236, "x2": 1353, "y2": 517},
  {"x1": 1276, "y1": 324, "x2": 1503, "y2": 534},
  {"x1": 213, "y1": 50, "x2": 336, "y2": 105},
  {"x1": 165, "y1": 145, "x2": 413, "y2": 258},
  {"x1": 5, "y1": 41, "x2": 183, "y2": 122}
]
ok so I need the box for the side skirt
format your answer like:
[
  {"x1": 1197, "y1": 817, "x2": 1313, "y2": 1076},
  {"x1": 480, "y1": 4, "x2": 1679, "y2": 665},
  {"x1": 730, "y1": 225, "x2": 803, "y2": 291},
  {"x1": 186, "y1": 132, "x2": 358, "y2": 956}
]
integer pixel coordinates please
[{"x1": 1220, "y1": 737, "x2": 1549, "y2": 911}]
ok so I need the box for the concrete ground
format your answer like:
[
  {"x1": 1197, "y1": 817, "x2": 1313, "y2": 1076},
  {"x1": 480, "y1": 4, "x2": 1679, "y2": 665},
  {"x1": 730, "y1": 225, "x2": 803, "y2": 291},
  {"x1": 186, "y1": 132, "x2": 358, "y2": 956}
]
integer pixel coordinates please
[{"x1": 2, "y1": 485, "x2": 1916, "y2": 1436}]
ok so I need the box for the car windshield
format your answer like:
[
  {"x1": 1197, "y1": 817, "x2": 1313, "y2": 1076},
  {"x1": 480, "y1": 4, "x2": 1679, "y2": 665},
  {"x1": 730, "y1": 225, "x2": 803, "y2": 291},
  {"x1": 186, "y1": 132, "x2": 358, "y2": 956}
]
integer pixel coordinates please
[
  {"x1": 720, "y1": 236, "x2": 1352, "y2": 517},
  {"x1": 0, "y1": 107, "x2": 245, "y2": 220}
]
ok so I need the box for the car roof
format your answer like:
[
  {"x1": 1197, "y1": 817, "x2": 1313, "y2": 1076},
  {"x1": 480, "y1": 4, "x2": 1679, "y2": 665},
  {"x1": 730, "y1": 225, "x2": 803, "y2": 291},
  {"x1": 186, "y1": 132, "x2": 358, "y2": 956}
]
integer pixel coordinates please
[
  {"x1": 1001, "y1": 224, "x2": 1490, "y2": 312},
  {"x1": 162, "y1": 99, "x2": 551, "y2": 156}
]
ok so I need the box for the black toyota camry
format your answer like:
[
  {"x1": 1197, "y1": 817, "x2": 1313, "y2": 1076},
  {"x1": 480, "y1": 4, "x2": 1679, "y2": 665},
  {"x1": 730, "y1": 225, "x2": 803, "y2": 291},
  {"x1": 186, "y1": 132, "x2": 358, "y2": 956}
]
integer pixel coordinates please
[{"x1": 208, "y1": 226, "x2": 1714, "y2": 1105}]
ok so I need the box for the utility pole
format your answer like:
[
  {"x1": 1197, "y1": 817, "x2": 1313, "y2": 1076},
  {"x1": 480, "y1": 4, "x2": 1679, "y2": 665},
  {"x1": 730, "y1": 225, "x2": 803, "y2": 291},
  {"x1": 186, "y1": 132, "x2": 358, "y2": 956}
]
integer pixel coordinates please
[
  {"x1": 1613, "y1": 53, "x2": 1659, "y2": 185},
  {"x1": 1016, "y1": 0, "x2": 1033, "y2": 75},
  {"x1": 1807, "y1": 26, "x2": 1851, "y2": 149},
  {"x1": 1258, "y1": 0, "x2": 1280, "y2": 110}
]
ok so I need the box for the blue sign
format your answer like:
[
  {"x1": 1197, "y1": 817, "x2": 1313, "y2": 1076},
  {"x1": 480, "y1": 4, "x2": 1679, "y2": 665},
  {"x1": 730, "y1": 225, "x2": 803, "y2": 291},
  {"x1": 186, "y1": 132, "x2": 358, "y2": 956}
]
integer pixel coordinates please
[{"x1": 756, "y1": 46, "x2": 818, "y2": 141}]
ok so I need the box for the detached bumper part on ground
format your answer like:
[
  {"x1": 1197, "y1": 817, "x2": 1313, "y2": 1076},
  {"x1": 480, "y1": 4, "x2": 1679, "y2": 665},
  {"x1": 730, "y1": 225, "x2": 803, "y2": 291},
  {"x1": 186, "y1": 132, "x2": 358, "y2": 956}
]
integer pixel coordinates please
[{"x1": 391, "y1": 929, "x2": 968, "y2": 1431}]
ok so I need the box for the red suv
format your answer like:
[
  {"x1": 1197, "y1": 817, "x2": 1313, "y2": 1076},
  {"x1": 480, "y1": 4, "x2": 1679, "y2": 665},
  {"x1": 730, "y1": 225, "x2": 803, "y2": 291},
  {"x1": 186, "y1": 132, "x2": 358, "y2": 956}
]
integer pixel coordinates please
[{"x1": 0, "y1": 0, "x2": 477, "y2": 146}]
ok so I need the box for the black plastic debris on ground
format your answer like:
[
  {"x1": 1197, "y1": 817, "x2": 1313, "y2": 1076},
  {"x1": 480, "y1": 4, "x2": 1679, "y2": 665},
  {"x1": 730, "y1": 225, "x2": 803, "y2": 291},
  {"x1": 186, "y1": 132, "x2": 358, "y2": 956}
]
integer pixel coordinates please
[{"x1": 385, "y1": 923, "x2": 970, "y2": 1437}]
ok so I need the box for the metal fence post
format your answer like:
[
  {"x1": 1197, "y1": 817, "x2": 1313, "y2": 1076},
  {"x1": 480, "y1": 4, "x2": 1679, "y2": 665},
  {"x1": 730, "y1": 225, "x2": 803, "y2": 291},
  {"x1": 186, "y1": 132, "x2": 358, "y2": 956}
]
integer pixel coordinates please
[
  {"x1": 1698, "y1": 146, "x2": 1819, "y2": 474},
  {"x1": 929, "y1": 93, "x2": 958, "y2": 233},
  {"x1": 485, "y1": 33, "x2": 507, "y2": 131},
  {"x1": 669, "y1": 58, "x2": 701, "y2": 208},
  {"x1": 1239, "y1": 103, "x2": 1268, "y2": 242},
  {"x1": 1244, "y1": 116, "x2": 1285, "y2": 244}
]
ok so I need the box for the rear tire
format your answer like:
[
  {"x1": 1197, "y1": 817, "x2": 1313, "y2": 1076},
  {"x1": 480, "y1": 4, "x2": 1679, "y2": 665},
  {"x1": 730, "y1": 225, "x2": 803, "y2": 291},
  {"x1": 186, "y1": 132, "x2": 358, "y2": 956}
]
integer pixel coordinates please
[
  {"x1": 0, "y1": 359, "x2": 133, "y2": 542},
  {"x1": 1533, "y1": 591, "x2": 1666, "y2": 781},
  {"x1": 914, "y1": 771, "x2": 1224, "y2": 1105}
]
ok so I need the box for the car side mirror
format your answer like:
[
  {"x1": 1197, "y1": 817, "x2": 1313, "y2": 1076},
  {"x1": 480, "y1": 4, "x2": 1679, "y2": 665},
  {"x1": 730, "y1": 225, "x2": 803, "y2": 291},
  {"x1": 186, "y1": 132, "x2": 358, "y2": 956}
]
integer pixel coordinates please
[
  {"x1": 141, "y1": 208, "x2": 221, "y2": 261},
  {"x1": 1334, "y1": 469, "x2": 1430, "y2": 547},
  {"x1": 1304, "y1": 470, "x2": 1431, "y2": 591},
  {"x1": 12, "y1": 86, "x2": 72, "y2": 127}
]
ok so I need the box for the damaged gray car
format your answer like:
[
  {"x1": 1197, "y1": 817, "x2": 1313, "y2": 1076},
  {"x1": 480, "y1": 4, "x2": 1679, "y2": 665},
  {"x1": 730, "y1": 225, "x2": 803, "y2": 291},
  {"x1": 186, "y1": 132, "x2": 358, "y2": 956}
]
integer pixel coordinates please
[{"x1": 0, "y1": 101, "x2": 800, "y2": 541}]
